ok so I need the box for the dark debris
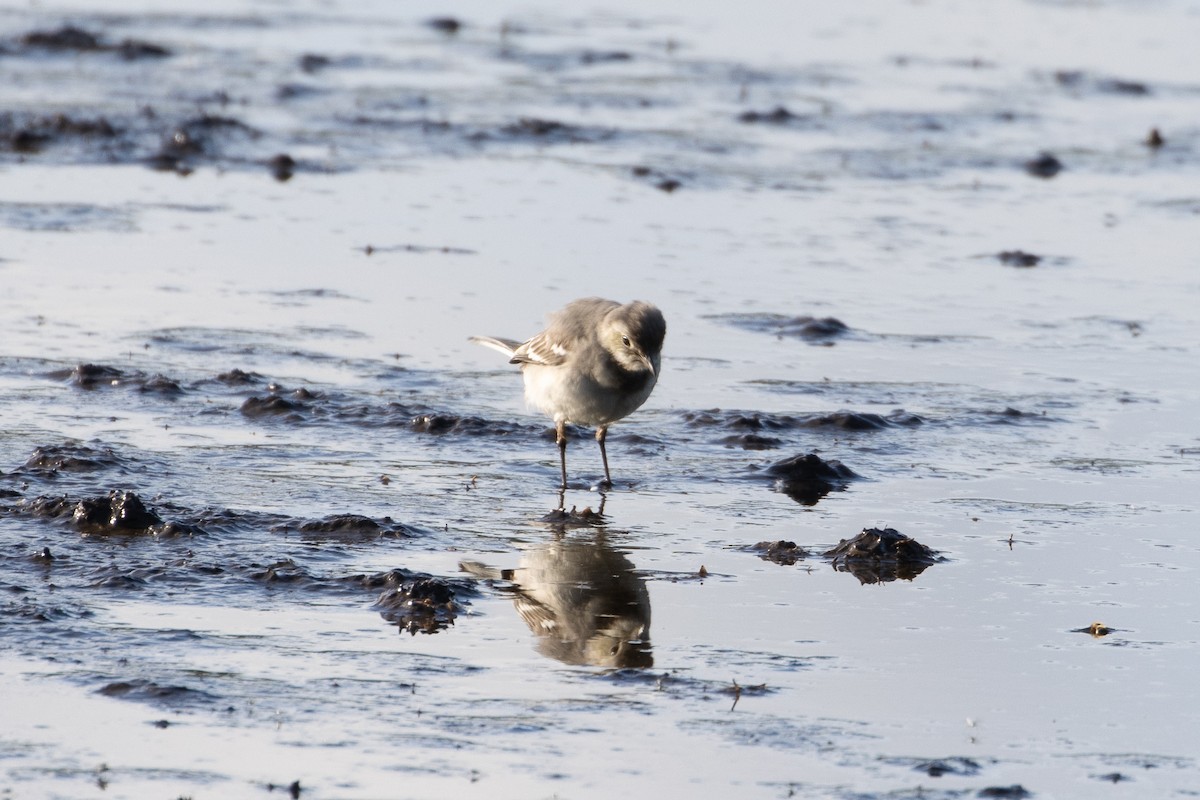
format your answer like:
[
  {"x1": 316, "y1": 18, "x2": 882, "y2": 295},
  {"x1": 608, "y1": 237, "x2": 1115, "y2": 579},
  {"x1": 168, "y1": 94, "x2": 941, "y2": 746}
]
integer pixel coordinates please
[
  {"x1": 745, "y1": 540, "x2": 810, "y2": 566},
  {"x1": 824, "y1": 527, "x2": 943, "y2": 584},
  {"x1": 374, "y1": 573, "x2": 471, "y2": 635},
  {"x1": 761, "y1": 452, "x2": 861, "y2": 506}
]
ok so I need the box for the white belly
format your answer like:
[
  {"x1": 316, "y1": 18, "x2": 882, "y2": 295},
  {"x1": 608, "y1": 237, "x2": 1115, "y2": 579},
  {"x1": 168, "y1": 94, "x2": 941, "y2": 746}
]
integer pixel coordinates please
[{"x1": 522, "y1": 363, "x2": 657, "y2": 427}]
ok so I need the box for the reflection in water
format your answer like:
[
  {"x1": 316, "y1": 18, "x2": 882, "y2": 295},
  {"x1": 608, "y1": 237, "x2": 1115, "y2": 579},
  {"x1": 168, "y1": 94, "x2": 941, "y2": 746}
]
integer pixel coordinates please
[{"x1": 462, "y1": 534, "x2": 652, "y2": 668}]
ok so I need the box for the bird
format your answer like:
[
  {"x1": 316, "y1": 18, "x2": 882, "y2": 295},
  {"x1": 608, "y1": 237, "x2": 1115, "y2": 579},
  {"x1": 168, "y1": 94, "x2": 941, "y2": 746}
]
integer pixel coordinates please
[{"x1": 469, "y1": 297, "x2": 666, "y2": 489}]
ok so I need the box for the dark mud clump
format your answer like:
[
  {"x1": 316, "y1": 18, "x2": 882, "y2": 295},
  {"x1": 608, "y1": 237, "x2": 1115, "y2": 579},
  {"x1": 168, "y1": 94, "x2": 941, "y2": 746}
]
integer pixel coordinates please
[
  {"x1": 409, "y1": 412, "x2": 506, "y2": 435},
  {"x1": 360, "y1": 242, "x2": 478, "y2": 256},
  {"x1": 986, "y1": 406, "x2": 1052, "y2": 425},
  {"x1": 1097, "y1": 78, "x2": 1149, "y2": 95},
  {"x1": 496, "y1": 45, "x2": 633, "y2": 72},
  {"x1": 824, "y1": 527, "x2": 943, "y2": 584},
  {"x1": 215, "y1": 368, "x2": 265, "y2": 385},
  {"x1": 7, "y1": 126, "x2": 47, "y2": 155},
  {"x1": 1025, "y1": 152, "x2": 1063, "y2": 178},
  {"x1": 1055, "y1": 70, "x2": 1150, "y2": 96},
  {"x1": 150, "y1": 115, "x2": 259, "y2": 174},
  {"x1": 43, "y1": 363, "x2": 183, "y2": 394},
  {"x1": 683, "y1": 409, "x2": 798, "y2": 432},
  {"x1": 540, "y1": 505, "x2": 606, "y2": 528},
  {"x1": 295, "y1": 514, "x2": 394, "y2": 533},
  {"x1": 402, "y1": 406, "x2": 537, "y2": 437},
  {"x1": 802, "y1": 410, "x2": 922, "y2": 430},
  {"x1": 724, "y1": 438, "x2": 782, "y2": 450},
  {"x1": 13, "y1": 495, "x2": 77, "y2": 519},
  {"x1": 977, "y1": 786, "x2": 1032, "y2": 799},
  {"x1": 279, "y1": 513, "x2": 416, "y2": 540},
  {"x1": 913, "y1": 757, "x2": 984, "y2": 777},
  {"x1": 138, "y1": 375, "x2": 184, "y2": 396},
  {"x1": 247, "y1": 559, "x2": 315, "y2": 585},
  {"x1": 267, "y1": 781, "x2": 303, "y2": 799},
  {"x1": 97, "y1": 679, "x2": 216, "y2": 706},
  {"x1": 686, "y1": 408, "x2": 919, "y2": 447},
  {"x1": 20, "y1": 25, "x2": 104, "y2": 51},
  {"x1": 738, "y1": 106, "x2": 803, "y2": 125},
  {"x1": 761, "y1": 453, "x2": 861, "y2": 506},
  {"x1": 708, "y1": 312, "x2": 851, "y2": 342},
  {"x1": 241, "y1": 394, "x2": 307, "y2": 421},
  {"x1": 49, "y1": 363, "x2": 123, "y2": 388},
  {"x1": 18, "y1": 26, "x2": 171, "y2": 60},
  {"x1": 72, "y1": 490, "x2": 163, "y2": 532},
  {"x1": 630, "y1": 165, "x2": 683, "y2": 193},
  {"x1": 115, "y1": 39, "x2": 172, "y2": 61},
  {"x1": 299, "y1": 53, "x2": 332, "y2": 73},
  {"x1": 2, "y1": 114, "x2": 119, "y2": 155},
  {"x1": 720, "y1": 433, "x2": 782, "y2": 450},
  {"x1": 879, "y1": 754, "x2": 990, "y2": 777},
  {"x1": 580, "y1": 50, "x2": 633, "y2": 65},
  {"x1": 765, "y1": 315, "x2": 850, "y2": 341},
  {"x1": 13, "y1": 491, "x2": 201, "y2": 537},
  {"x1": 497, "y1": 117, "x2": 606, "y2": 144},
  {"x1": 237, "y1": 393, "x2": 536, "y2": 437},
  {"x1": 17, "y1": 442, "x2": 122, "y2": 476},
  {"x1": 269, "y1": 153, "x2": 296, "y2": 181},
  {"x1": 745, "y1": 540, "x2": 810, "y2": 566},
  {"x1": 996, "y1": 250, "x2": 1041, "y2": 267},
  {"x1": 426, "y1": 16, "x2": 463, "y2": 35},
  {"x1": 374, "y1": 574, "x2": 468, "y2": 635},
  {"x1": 188, "y1": 507, "x2": 288, "y2": 535}
]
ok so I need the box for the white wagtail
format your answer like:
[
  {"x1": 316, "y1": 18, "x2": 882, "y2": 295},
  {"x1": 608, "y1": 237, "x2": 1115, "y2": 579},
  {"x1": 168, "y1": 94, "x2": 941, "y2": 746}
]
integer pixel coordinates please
[{"x1": 470, "y1": 297, "x2": 666, "y2": 489}]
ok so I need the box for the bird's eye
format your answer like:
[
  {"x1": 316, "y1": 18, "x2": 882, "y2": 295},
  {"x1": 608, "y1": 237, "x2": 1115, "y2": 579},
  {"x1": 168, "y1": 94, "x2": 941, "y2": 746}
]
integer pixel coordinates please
[{"x1": 621, "y1": 336, "x2": 631, "y2": 347}]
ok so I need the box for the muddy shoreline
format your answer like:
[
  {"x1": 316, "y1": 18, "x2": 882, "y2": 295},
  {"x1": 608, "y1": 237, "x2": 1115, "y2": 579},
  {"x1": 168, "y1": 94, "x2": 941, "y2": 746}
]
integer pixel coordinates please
[{"x1": 3, "y1": 2, "x2": 1199, "y2": 798}]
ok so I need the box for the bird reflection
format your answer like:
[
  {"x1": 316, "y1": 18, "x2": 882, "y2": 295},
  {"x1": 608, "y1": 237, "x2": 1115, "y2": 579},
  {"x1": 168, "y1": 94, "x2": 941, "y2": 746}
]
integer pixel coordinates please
[{"x1": 461, "y1": 534, "x2": 652, "y2": 668}]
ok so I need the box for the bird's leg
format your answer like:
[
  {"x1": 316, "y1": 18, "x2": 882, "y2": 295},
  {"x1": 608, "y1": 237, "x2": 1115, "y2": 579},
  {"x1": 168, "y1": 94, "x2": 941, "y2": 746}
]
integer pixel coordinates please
[
  {"x1": 556, "y1": 419, "x2": 568, "y2": 490},
  {"x1": 596, "y1": 425, "x2": 613, "y2": 488}
]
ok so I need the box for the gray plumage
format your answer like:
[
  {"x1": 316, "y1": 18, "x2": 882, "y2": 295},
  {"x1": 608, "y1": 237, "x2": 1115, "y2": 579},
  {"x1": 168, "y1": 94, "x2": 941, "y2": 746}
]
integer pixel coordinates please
[{"x1": 470, "y1": 297, "x2": 666, "y2": 489}]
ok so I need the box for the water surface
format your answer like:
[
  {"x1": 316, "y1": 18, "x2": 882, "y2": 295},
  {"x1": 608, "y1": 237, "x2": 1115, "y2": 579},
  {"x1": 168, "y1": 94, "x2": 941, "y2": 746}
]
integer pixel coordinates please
[{"x1": 2, "y1": 1, "x2": 1198, "y2": 798}]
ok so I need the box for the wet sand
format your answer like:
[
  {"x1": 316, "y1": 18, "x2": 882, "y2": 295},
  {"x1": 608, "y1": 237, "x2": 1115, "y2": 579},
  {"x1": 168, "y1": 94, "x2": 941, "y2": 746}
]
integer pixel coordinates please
[{"x1": 2, "y1": 1, "x2": 1199, "y2": 798}]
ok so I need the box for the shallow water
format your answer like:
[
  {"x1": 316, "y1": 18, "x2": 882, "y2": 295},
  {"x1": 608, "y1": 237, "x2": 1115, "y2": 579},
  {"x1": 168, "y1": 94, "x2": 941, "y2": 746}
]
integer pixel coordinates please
[{"x1": 2, "y1": 1, "x2": 1199, "y2": 798}]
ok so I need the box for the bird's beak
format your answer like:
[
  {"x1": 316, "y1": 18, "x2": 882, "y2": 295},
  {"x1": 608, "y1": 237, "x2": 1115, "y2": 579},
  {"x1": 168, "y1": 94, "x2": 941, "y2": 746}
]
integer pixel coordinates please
[{"x1": 641, "y1": 354, "x2": 656, "y2": 375}]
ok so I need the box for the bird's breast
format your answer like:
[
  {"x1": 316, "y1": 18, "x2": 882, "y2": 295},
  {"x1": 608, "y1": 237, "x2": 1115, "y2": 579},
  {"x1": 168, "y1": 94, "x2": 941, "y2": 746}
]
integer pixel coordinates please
[{"x1": 521, "y1": 360, "x2": 657, "y2": 426}]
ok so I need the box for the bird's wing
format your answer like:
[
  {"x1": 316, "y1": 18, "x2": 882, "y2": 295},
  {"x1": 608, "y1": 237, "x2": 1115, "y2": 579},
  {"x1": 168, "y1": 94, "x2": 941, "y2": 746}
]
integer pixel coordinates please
[
  {"x1": 509, "y1": 330, "x2": 570, "y2": 367},
  {"x1": 512, "y1": 593, "x2": 559, "y2": 635},
  {"x1": 468, "y1": 336, "x2": 523, "y2": 359}
]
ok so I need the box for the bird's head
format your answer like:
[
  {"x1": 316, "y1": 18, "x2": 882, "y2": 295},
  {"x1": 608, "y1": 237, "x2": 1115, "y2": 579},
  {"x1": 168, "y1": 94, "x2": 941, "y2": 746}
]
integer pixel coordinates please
[{"x1": 603, "y1": 301, "x2": 666, "y2": 375}]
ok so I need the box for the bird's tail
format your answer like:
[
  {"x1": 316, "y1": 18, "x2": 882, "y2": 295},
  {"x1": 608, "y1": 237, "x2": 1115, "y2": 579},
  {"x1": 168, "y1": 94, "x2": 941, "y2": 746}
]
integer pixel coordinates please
[{"x1": 468, "y1": 335, "x2": 522, "y2": 358}]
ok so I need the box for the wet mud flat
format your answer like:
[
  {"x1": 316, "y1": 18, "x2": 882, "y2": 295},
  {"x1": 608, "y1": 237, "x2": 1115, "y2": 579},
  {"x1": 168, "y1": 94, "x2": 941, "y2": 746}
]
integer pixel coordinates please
[{"x1": 3, "y1": 1, "x2": 1200, "y2": 798}]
